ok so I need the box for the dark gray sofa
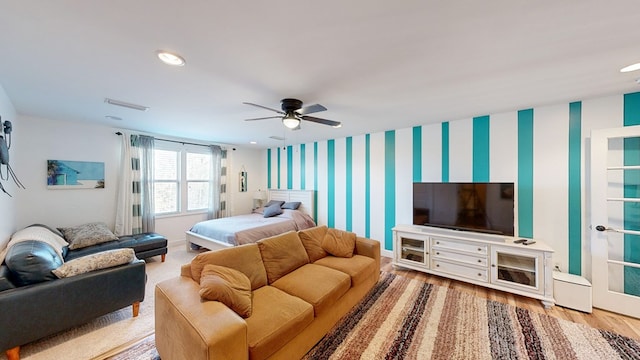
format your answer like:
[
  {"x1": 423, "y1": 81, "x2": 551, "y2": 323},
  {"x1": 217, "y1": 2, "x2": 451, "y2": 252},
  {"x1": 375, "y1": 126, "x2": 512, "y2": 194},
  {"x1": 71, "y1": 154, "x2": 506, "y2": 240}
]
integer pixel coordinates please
[{"x1": 0, "y1": 224, "x2": 163, "y2": 360}]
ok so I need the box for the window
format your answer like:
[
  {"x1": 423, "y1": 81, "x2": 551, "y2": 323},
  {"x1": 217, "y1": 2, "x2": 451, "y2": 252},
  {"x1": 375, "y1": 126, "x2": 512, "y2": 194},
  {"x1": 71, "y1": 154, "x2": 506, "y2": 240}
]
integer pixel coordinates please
[{"x1": 153, "y1": 143, "x2": 212, "y2": 215}]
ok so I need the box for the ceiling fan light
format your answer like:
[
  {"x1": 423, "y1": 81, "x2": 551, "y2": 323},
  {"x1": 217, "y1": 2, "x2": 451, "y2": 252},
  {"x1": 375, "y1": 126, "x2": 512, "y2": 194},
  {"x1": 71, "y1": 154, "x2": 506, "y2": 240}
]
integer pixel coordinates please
[{"x1": 282, "y1": 113, "x2": 300, "y2": 129}]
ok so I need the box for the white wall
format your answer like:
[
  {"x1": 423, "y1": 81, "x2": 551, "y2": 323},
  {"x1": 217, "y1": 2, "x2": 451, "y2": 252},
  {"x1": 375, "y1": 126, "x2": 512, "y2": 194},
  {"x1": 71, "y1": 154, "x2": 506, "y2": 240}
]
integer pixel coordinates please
[
  {"x1": 11, "y1": 115, "x2": 266, "y2": 243},
  {"x1": 0, "y1": 84, "x2": 18, "y2": 249}
]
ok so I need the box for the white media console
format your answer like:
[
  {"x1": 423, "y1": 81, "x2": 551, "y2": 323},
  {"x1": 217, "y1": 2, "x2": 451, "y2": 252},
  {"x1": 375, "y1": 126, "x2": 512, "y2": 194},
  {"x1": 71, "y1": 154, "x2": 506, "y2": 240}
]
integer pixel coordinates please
[{"x1": 392, "y1": 224, "x2": 555, "y2": 308}]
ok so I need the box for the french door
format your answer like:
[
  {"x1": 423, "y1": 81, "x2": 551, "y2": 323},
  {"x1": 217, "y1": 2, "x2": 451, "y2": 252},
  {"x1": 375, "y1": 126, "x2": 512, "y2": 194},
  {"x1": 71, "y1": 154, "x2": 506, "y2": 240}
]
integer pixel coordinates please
[{"x1": 591, "y1": 125, "x2": 640, "y2": 318}]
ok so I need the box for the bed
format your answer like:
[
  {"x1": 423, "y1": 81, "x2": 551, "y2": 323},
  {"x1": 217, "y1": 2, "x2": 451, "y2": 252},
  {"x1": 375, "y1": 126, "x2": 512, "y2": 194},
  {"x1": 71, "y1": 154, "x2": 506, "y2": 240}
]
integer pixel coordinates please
[{"x1": 185, "y1": 189, "x2": 316, "y2": 251}]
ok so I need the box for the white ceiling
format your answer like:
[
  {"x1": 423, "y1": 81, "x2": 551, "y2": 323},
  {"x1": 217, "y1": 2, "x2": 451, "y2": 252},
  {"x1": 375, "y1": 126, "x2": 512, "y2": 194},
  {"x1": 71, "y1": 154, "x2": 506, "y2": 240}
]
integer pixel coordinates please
[{"x1": 1, "y1": 1, "x2": 639, "y2": 148}]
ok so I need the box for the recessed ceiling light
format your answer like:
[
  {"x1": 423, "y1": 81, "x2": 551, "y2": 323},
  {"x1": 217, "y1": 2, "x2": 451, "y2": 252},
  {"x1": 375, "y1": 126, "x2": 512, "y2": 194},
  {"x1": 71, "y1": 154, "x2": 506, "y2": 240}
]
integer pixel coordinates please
[
  {"x1": 250, "y1": 141, "x2": 257, "y2": 144},
  {"x1": 105, "y1": 115, "x2": 122, "y2": 121},
  {"x1": 621, "y1": 63, "x2": 640, "y2": 73},
  {"x1": 156, "y1": 50, "x2": 186, "y2": 66}
]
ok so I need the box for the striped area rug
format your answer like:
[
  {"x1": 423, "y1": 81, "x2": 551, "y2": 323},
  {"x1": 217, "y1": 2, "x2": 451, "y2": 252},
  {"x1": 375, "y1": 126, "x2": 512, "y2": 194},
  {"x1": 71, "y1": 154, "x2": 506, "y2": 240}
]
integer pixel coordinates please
[
  {"x1": 110, "y1": 272, "x2": 640, "y2": 359},
  {"x1": 304, "y1": 272, "x2": 640, "y2": 360}
]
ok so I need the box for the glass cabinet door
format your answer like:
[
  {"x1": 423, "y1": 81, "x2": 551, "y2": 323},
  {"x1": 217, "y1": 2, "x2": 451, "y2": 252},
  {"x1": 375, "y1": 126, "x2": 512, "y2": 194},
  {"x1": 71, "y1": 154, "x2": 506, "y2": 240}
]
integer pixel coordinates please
[
  {"x1": 491, "y1": 246, "x2": 543, "y2": 293},
  {"x1": 399, "y1": 236, "x2": 427, "y2": 265}
]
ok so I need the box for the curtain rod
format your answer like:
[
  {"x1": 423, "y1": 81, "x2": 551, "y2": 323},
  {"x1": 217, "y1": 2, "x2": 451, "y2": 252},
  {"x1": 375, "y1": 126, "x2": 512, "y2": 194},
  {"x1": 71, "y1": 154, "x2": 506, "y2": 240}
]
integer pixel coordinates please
[{"x1": 115, "y1": 131, "x2": 218, "y2": 148}]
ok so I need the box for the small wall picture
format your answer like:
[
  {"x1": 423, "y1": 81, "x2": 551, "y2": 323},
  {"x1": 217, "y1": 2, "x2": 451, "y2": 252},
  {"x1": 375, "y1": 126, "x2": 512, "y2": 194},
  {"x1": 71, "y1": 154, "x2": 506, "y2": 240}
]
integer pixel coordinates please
[{"x1": 47, "y1": 160, "x2": 105, "y2": 189}]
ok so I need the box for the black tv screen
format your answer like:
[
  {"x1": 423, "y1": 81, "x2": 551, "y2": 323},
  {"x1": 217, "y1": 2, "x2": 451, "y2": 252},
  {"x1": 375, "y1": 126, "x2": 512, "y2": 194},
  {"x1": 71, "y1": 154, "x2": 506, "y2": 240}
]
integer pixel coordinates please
[{"x1": 413, "y1": 182, "x2": 514, "y2": 236}]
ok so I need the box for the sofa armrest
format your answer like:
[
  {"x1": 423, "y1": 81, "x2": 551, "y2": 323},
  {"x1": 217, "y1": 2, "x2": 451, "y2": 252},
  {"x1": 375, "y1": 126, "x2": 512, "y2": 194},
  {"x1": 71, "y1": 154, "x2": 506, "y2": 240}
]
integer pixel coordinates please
[
  {"x1": 155, "y1": 276, "x2": 248, "y2": 360},
  {"x1": 355, "y1": 237, "x2": 380, "y2": 269}
]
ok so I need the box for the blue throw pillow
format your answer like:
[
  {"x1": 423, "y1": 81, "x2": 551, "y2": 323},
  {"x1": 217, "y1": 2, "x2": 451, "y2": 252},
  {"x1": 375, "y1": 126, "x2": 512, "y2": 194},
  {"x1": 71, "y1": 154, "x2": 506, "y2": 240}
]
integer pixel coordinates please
[
  {"x1": 263, "y1": 203, "x2": 283, "y2": 218},
  {"x1": 264, "y1": 200, "x2": 285, "y2": 208},
  {"x1": 281, "y1": 201, "x2": 301, "y2": 210}
]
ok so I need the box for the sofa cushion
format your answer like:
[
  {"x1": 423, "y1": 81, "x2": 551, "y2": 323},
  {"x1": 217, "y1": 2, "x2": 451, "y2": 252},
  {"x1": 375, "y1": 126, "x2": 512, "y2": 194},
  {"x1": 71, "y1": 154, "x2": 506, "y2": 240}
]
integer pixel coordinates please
[
  {"x1": 0, "y1": 225, "x2": 69, "y2": 265},
  {"x1": 191, "y1": 243, "x2": 268, "y2": 290},
  {"x1": 298, "y1": 225, "x2": 328, "y2": 262},
  {"x1": 314, "y1": 255, "x2": 377, "y2": 286},
  {"x1": 52, "y1": 248, "x2": 135, "y2": 278},
  {"x1": 4, "y1": 240, "x2": 63, "y2": 286},
  {"x1": 58, "y1": 222, "x2": 118, "y2": 250},
  {"x1": 272, "y1": 263, "x2": 350, "y2": 316},
  {"x1": 321, "y1": 228, "x2": 356, "y2": 258},
  {"x1": 257, "y1": 231, "x2": 309, "y2": 284},
  {"x1": 246, "y1": 285, "x2": 314, "y2": 360},
  {"x1": 199, "y1": 264, "x2": 253, "y2": 318}
]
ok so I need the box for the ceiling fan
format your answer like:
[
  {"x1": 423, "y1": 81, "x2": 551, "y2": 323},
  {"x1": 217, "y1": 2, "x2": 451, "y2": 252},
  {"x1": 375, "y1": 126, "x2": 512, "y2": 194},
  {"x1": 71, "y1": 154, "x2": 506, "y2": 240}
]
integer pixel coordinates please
[{"x1": 243, "y1": 98, "x2": 341, "y2": 130}]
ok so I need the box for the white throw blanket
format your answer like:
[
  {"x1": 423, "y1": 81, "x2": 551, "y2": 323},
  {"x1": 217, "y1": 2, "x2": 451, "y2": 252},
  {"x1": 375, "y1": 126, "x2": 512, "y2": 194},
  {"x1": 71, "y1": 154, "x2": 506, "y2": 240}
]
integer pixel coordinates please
[{"x1": 0, "y1": 226, "x2": 68, "y2": 265}]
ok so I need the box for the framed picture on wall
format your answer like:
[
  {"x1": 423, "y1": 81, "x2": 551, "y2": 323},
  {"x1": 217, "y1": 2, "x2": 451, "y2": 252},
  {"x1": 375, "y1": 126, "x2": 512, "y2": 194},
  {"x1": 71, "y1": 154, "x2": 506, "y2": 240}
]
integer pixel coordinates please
[{"x1": 47, "y1": 160, "x2": 105, "y2": 189}]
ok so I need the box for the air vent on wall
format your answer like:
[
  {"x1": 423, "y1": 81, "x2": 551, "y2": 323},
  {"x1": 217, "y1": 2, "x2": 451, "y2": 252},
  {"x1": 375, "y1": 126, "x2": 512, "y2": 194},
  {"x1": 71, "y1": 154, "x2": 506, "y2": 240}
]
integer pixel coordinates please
[{"x1": 104, "y1": 98, "x2": 149, "y2": 112}]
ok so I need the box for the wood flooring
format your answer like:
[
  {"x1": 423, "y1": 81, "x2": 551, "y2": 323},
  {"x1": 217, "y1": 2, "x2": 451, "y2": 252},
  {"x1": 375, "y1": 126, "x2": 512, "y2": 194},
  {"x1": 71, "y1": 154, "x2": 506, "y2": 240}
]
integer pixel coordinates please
[{"x1": 381, "y1": 256, "x2": 640, "y2": 340}]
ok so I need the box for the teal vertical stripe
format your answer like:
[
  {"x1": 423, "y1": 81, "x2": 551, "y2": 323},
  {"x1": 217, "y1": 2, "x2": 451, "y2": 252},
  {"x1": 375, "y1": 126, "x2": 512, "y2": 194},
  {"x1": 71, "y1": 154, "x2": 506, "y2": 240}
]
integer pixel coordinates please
[
  {"x1": 473, "y1": 116, "x2": 490, "y2": 182},
  {"x1": 267, "y1": 149, "x2": 272, "y2": 189},
  {"x1": 518, "y1": 109, "x2": 534, "y2": 238},
  {"x1": 385, "y1": 131, "x2": 396, "y2": 251},
  {"x1": 413, "y1": 126, "x2": 422, "y2": 182},
  {"x1": 346, "y1": 137, "x2": 353, "y2": 231},
  {"x1": 313, "y1": 142, "x2": 318, "y2": 223},
  {"x1": 327, "y1": 140, "x2": 336, "y2": 228},
  {"x1": 568, "y1": 102, "x2": 582, "y2": 275},
  {"x1": 365, "y1": 134, "x2": 371, "y2": 238},
  {"x1": 623, "y1": 92, "x2": 640, "y2": 295},
  {"x1": 442, "y1": 122, "x2": 449, "y2": 182},
  {"x1": 300, "y1": 144, "x2": 306, "y2": 190},
  {"x1": 277, "y1": 147, "x2": 281, "y2": 189},
  {"x1": 287, "y1": 145, "x2": 293, "y2": 189}
]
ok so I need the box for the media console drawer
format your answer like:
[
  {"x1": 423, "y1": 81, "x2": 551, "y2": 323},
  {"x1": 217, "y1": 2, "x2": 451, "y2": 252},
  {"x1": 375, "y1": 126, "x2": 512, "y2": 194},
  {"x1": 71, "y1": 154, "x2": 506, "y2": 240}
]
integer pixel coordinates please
[
  {"x1": 432, "y1": 237, "x2": 488, "y2": 255},
  {"x1": 431, "y1": 248, "x2": 488, "y2": 267},
  {"x1": 431, "y1": 259, "x2": 488, "y2": 282}
]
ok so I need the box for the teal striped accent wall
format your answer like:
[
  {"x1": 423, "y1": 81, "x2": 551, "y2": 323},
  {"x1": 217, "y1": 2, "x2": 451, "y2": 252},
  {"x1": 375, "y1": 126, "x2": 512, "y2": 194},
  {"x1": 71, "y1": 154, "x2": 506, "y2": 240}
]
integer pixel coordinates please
[
  {"x1": 365, "y1": 134, "x2": 371, "y2": 238},
  {"x1": 385, "y1": 131, "x2": 396, "y2": 251},
  {"x1": 287, "y1": 145, "x2": 293, "y2": 189},
  {"x1": 568, "y1": 102, "x2": 582, "y2": 275},
  {"x1": 473, "y1": 116, "x2": 490, "y2": 182},
  {"x1": 313, "y1": 142, "x2": 318, "y2": 223},
  {"x1": 300, "y1": 144, "x2": 306, "y2": 189},
  {"x1": 327, "y1": 139, "x2": 336, "y2": 228},
  {"x1": 346, "y1": 137, "x2": 353, "y2": 231},
  {"x1": 413, "y1": 126, "x2": 422, "y2": 182},
  {"x1": 442, "y1": 122, "x2": 449, "y2": 182},
  {"x1": 267, "y1": 148, "x2": 272, "y2": 189},
  {"x1": 518, "y1": 109, "x2": 534, "y2": 238},
  {"x1": 624, "y1": 92, "x2": 640, "y2": 295},
  {"x1": 277, "y1": 147, "x2": 281, "y2": 189}
]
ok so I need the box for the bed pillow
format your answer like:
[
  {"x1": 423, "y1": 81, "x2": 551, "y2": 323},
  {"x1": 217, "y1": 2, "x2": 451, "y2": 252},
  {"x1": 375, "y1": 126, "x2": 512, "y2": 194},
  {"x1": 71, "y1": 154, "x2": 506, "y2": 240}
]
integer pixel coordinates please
[
  {"x1": 199, "y1": 264, "x2": 252, "y2": 318},
  {"x1": 264, "y1": 200, "x2": 285, "y2": 208},
  {"x1": 263, "y1": 203, "x2": 283, "y2": 218},
  {"x1": 257, "y1": 231, "x2": 309, "y2": 283},
  {"x1": 281, "y1": 201, "x2": 301, "y2": 210},
  {"x1": 58, "y1": 222, "x2": 119, "y2": 250},
  {"x1": 321, "y1": 228, "x2": 357, "y2": 258},
  {"x1": 52, "y1": 248, "x2": 135, "y2": 278}
]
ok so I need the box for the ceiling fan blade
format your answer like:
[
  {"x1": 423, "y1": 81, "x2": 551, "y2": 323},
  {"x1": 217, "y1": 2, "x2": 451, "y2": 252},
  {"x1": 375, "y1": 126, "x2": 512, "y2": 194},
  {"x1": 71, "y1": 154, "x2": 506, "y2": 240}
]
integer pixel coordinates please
[
  {"x1": 244, "y1": 116, "x2": 282, "y2": 121},
  {"x1": 243, "y1": 102, "x2": 285, "y2": 115},
  {"x1": 301, "y1": 115, "x2": 341, "y2": 127},
  {"x1": 298, "y1": 103, "x2": 327, "y2": 115}
]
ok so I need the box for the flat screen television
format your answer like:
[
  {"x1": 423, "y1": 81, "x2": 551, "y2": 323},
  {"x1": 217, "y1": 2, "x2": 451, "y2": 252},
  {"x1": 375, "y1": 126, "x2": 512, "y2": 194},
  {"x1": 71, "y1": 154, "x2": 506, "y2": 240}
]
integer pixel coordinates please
[{"x1": 413, "y1": 182, "x2": 514, "y2": 236}]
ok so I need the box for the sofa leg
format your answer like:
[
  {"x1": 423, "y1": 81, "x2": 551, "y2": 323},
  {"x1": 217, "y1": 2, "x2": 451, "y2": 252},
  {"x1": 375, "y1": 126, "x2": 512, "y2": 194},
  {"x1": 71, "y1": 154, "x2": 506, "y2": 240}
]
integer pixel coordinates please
[
  {"x1": 132, "y1": 301, "x2": 140, "y2": 317},
  {"x1": 6, "y1": 346, "x2": 19, "y2": 360},
  {"x1": 161, "y1": 254, "x2": 166, "y2": 262}
]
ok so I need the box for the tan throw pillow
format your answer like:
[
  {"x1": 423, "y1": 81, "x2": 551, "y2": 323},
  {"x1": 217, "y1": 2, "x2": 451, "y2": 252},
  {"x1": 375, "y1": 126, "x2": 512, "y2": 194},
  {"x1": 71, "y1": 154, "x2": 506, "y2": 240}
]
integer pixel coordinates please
[
  {"x1": 257, "y1": 231, "x2": 309, "y2": 283},
  {"x1": 321, "y1": 228, "x2": 356, "y2": 258},
  {"x1": 58, "y1": 222, "x2": 118, "y2": 250},
  {"x1": 199, "y1": 264, "x2": 252, "y2": 318},
  {"x1": 52, "y1": 248, "x2": 135, "y2": 278},
  {"x1": 298, "y1": 225, "x2": 328, "y2": 262}
]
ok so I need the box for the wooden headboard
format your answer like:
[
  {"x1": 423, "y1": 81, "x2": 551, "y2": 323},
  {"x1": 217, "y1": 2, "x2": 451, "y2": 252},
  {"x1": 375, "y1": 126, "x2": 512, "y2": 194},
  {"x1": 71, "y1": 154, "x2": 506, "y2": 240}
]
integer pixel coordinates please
[{"x1": 267, "y1": 189, "x2": 315, "y2": 218}]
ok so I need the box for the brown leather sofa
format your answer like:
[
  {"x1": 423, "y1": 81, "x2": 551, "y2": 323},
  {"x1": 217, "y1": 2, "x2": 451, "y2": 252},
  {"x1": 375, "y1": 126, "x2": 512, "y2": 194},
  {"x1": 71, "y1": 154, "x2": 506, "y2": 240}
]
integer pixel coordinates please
[{"x1": 155, "y1": 225, "x2": 380, "y2": 360}]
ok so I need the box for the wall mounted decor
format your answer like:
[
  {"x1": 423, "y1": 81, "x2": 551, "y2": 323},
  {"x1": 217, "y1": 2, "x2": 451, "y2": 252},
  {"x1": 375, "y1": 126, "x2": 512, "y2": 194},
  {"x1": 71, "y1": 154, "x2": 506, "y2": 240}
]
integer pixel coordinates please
[
  {"x1": 0, "y1": 116, "x2": 25, "y2": 196},
  {"x1": 240, "y1": 166, "x2": 247, "y2": 192},
  {"x1": 47, "y1": 160, "x2": 105, "y2": 189}
]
